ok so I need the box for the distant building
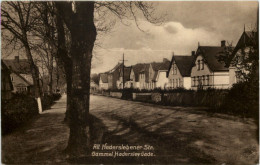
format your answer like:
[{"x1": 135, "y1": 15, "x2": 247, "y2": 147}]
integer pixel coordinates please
[
  {"x1": 99, "y1": 73, "x2": 109, "y2": 90},
  {"x1": 1, "y1": 60, "x2": 13, "y2": 99},
  {"x1": 117, "y1": 66, "x2": 132, "y2": 89},
  {"x1": 228, "y1": 30, "x2": 257, "y2": 87},
  {"x1": 191, "y1": 41, "x2": 230, "y2": 90},
  {"x1": 138, "y1": 64, "x2": 150, "y2": 90},
  {"x1": 3, "y1": 56, "x2": 34, "y2": 94},
  {"x1": 152, "y1": 58, "x2": 170, "y2": 89},
  {"x1": 131, "y1": 63, "x2": 149, "y2": 89},
  {"x1": 90, "y1": 80, "x2": 98, "y2": 93},
  {"x1": 145, "y1": 58, "x2": 170, "y2": 90},
  {"x1": 107, "y1": 63, "x2": 124, "y2": 90},
  {"x1": 167, "y1": 54, "x2": 194, "y2": 89}
]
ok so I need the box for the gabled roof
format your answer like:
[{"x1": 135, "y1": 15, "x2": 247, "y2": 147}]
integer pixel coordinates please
[
  {"x1": 196, "y1": 46, "x2": 228, "y2": 72},
  {"x1": 13, "y1": 72, "x2": 33, "y2": 86},
  {"x1": 132, "y1": 63, "x2": 150, "y2": 81},
  {"x1": 227, "y1": 31, "x2": 258, "y2": 66},
  {"x1": 167, "y1": 55, "x2": 194, "y2": 77},
  {"x1": 100, "y1": 73, "x2": 108, "y2": 83},
  {"x1": 3, "y1": 58, "x2": 31, "y2": 74},
  {"x1": 120, "y1": 67, "x2": 132, "y2": 81},
  {"x1": 109, "y1": 63, "x2": 123, "y2": 73},
  {"x1": 151, "y1": 59, "x2": 171, "y2": 81}
]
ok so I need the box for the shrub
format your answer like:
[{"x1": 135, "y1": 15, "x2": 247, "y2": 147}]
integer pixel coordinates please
[
  {"x1": 222, "y1": 81, "x2": 259, "y2": 117},
  {"x1": 2, "y1": 94, "x2": 38, "y2": 134},
  {"x1": 42, "y1": 93, "x2": 62, "y2": 110}
]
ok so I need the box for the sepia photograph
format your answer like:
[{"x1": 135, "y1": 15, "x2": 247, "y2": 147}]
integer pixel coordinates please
[{"x1": 1, "y1": 1, "x2": 259, "y2": 164}]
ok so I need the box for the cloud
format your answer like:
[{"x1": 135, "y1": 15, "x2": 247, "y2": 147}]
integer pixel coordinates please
[
  {"x1": 92, "y1": 20, "x2": 226, "y2": 73},
  {"x1": 164, "y1": 24, "x2": 178, "y2": 34}
]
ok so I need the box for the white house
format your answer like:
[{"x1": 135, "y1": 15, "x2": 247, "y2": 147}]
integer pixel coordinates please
[
  {"x1": 167, "y1": 54, "x2": 194, "y2": 89},
  {"x1": 99, "y1": 73, "x2": 109, "y2": 90},
  {"x1": 191, "y1": 41, "x2": 230, "y2": 90}
]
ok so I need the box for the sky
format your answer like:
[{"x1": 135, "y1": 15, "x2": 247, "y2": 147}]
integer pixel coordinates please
[{"x1": 91, "y1": 1, "x2": 258, "y2": 74}]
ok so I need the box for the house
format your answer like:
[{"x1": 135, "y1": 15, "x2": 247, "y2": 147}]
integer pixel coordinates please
[
  {"x1": 90, "y1": 80, "x2": 98, "y2": 93},
  {"x1": 228, "y1": 30, "x2": 257, "y2": 87},
  {"x1": 146, "y1": 58, "x2": 170, "y2": 90},
  {"x1": 1, "y1": 60, "x2": 13, "y2": 99},
  {"x1": 99, "y1": 73, "x2": 109, "y2": 90},
  {"x1": 130, "y1": 63, "x2": 149, "y2": 89},
  {"x1": 117, "y1": 66, "x2": 132, "y2": 89},
  {"x1": 107, "y1": 63, "x2": 123, "y2": 90},
  {"x1": 191, "y1": 41, "x2": 230, "y2": 90},
  {"x1": 153, "y1": 58, "x2": 171, "y2": 89},
  {"x1": 138, "y1": 64, "x2": 150, "y2": 89},
  {"x1": 3, "y1": 56, "x2": 34, "y2": 94},
  {"x1": 167, "y1": 53, "x2": 194, "y2": 89}
]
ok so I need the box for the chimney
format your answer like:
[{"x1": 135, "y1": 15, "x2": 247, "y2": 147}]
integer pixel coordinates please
[
  {"x1": 221, "y1": 40, "x2": 226, "y2": 47},
  {"x1": 15, "y1": 56, "x2": 19, "y2": 63},
  {"x1": 191, "y1": 51, "x2": 195, "y2": 56}
]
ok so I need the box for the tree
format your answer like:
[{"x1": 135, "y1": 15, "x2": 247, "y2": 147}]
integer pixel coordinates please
[
  {"x1": 1, "y1": 2, "x2": 43, "y2": 112},
  {"x1": 54, "y1": 1, "x2": 162, "y2": 156}
]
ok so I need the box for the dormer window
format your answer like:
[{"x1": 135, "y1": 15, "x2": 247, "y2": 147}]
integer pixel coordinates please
[
  {"x1": 174, "y1": 66, "x2": 177, "y2": 74},
  {"x1": 197, "y1": 60, "x2": 200, "y2": 70},
  {"x1": 201, "y1": 60, "x2": 204, "y2": 70}
]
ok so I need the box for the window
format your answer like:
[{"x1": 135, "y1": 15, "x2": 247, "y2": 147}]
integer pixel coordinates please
[
  {"x1": 197, "y1": 60, "x2": 200, "y2": 70},
  {"x1": 201, "y1": 60, "x2": 204, "y2": 70},
  {"x1": 176, "y1": 79, "x2": 179, "y2": 87},
  {"x1": 202, "y1": 76, "x2": 205, "y2": 85},
  {"x1": 171, "y1": 65, "x2": 174, "y2": 75},
  {"x1": 192, "y1": 77, "x2": 195, "y2": 87},
  {"x1": 174, "y1": 66, "x2": 177, "y2": 74},
  {"x1": 206, "y1": 75, "x2": 209, "y2": 85},
  {"x1": 173, "y1": 79, "x2": 175, "y2": 88}
]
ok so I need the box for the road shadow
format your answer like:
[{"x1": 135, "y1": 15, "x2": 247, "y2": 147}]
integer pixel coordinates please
[{"x1": 70, "y1": 114, "x2": 217, "y2": 164}]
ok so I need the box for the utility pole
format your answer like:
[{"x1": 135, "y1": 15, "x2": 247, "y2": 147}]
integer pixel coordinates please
[
  {"x1": 123, "y1": 53, "x2": 125, "y2": 89},
  {"x1": 120, "y1": 53, "x2": 127, "y2": 89}
]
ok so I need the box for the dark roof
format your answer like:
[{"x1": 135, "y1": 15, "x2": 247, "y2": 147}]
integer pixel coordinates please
[
  {"x1": 100, "y1": 73, "x2": 108, "y2": 83},
  {"x1": 3, "y1": 58, "x2": 31, "y2": 74},
  {"x1": 109, "y1": 63, "x2": 123, "y2": 73},
  {"x1": 167, "y1": 55, "x2": 194, "y2": 77},
  {"x1": 228, "y1": 31, "x2": 258, "y2": 66},
  {"x1": 120, "y1": 67, "x2": 132, "y2": 81},
  {"x1": 132, "y1": 63, "x2": 150, "y2": 81},
  {"x1": 196, "y1": 46, "x2": 228, "y2": 71},
  {"x1": 151, "y1": 60, "x2": 171, "y2": 81}
]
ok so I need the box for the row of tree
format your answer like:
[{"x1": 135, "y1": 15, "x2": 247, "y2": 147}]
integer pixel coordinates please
[{"x1": 1, "y1": 1, "x2": 162, "y2": 156}]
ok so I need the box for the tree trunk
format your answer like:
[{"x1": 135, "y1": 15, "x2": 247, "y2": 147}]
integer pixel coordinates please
[
  {"x1": 55, "y1": 1, "x2": 96, "y2": 156},
  {"x1": 24, "y1": 42, "x2": 43, "y2": 113},
  {"x1": 68, "y1": 2, "x2": 96, "y2": 156},
  {"x1": 48, "y1": 68, "x2": 53, "y2": 95}
]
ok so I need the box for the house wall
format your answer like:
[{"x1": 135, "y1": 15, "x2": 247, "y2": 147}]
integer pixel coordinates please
[
  {"x1": 191, "y1": 55, "x2": 229, "y2": 90},
  {"x1": 108, "y1": 74, "x2": 113, "y2": 89},
  {"x1": 139, "y1": 73, "x2": 146, "y2": 89},
  {"x1": 191, "y1": 55, "x2": 213, "y2": 90},
  {"x1": 168, "y1": 62, "x2": 184, "y2": 88},
  {"x1": 147, "y1": 64, "x2": 155, "y2": 90},
  {"x1": 99, "y1": 78, "x2": 109, "y2": 90},
  {"x1": 10, "y1": 73, "x2": 30, "y2": 93},
  {"x1": 213, "y1": 72, "x2": 229, "y2": 89},
  {"x1": 156, "y1": 71, "x2": 168, "y2": 89},
  {"x1": 229, "y1": 67, "x2": 237, "y2": 88},
  {"x1": 183, "y1": 77, "x2": 191, "y2": 89}
]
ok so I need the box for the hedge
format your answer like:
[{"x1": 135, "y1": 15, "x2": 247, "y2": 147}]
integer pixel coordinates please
[{"x1": 2, "y1": 93, "x2": 62, "y2": 135}]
